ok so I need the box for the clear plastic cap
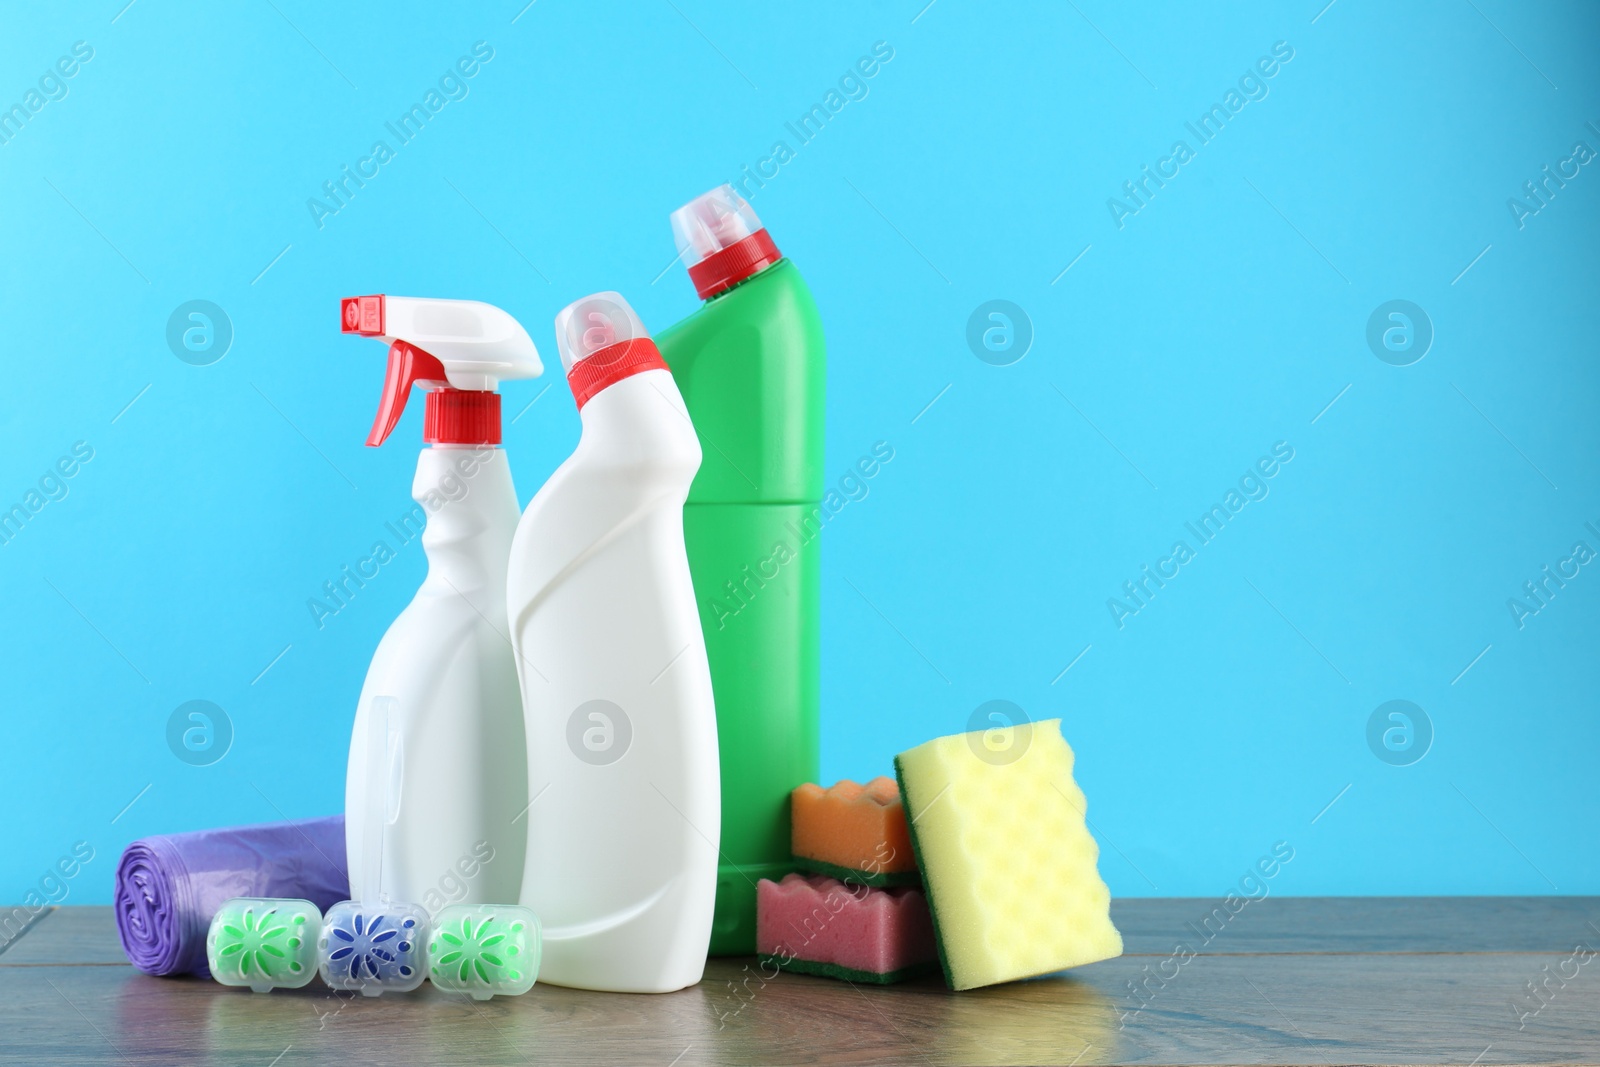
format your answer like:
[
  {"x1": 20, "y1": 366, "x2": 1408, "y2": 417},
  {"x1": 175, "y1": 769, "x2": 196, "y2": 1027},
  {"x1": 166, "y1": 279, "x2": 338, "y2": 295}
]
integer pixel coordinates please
[
  {"x1": 553, "y1": 291, "x2": 649, "y2": 373},
  {"x1": 670, "y1": 185, "x2": 763, "y2": 269}
]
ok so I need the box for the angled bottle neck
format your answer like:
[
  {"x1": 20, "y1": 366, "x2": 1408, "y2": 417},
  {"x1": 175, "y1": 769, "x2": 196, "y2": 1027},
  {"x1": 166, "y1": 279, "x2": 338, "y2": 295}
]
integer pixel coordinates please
[{"x1": 411, "y1": 448, "x2": 519, "y2": 611}]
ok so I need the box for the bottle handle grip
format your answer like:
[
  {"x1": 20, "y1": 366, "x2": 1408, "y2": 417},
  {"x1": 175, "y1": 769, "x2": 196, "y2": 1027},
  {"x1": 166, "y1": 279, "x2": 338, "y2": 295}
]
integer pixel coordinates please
[{"x1": 362, "y1": 696, "x2": 404, "y2": 903}]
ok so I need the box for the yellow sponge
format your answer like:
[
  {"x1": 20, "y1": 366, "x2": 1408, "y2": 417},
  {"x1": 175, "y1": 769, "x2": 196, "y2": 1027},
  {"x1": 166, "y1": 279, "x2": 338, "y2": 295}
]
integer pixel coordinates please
[{"x1": 894, "y1": 718, "x2": 1122, "y2": 990}]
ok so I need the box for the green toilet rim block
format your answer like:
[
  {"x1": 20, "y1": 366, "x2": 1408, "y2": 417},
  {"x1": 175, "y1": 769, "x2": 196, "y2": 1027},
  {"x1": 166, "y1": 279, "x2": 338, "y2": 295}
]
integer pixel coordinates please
[
  {"x1": 206, "y1": 897, "x2": 321, "y2": 993},
  {"x1": 426, "y1": 904, "x2": 541, "y2": 1000}
]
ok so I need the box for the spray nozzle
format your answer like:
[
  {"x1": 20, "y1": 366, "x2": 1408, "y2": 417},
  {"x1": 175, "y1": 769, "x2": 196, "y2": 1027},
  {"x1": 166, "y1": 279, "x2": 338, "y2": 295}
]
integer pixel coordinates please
[{"x1": 341, "y1": 294, "x2": 542, "y2": 447}]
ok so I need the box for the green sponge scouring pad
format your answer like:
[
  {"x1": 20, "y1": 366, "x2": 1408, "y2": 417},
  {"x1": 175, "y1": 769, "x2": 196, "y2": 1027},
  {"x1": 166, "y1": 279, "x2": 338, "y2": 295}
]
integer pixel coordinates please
[{"x1": 894, "y1": 718, "x2": 1122, "y2": 990}]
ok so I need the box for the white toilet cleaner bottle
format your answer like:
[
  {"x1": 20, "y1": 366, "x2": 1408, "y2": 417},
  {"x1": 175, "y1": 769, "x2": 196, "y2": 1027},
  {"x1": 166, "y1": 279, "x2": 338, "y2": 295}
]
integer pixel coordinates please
[
  {"x1": 339, "y1": 294, "x2": 541, "y2": 914},
  {"x1": 507, "y1": 291, "x2": 719, "y2": 993}
]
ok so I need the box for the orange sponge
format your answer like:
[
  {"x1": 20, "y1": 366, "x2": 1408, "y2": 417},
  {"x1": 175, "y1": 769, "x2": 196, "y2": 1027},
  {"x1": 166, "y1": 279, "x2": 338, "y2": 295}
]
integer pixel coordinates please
[{"x1": 791, "y1": 778, "x2": 918, "y2": 886}]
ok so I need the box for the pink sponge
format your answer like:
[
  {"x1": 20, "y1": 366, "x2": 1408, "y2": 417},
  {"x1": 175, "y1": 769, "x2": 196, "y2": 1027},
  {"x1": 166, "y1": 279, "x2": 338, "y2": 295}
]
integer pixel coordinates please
[{"x1": 756, "y1": 873, "x2": 938, "y2": 984}]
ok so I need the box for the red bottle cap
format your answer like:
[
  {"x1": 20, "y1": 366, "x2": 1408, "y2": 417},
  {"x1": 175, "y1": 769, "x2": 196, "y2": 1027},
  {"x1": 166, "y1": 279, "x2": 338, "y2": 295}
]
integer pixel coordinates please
[
  {"x1": 566, "y1": 337, "x2": 670, "y2": 409},
  {"x1": 671, "y1": 186, "x2": 783, "y2": 300},
  {"x1": 686, "y1": 229, "x2": 782, "y2": 300},
  {"x1": 553, "y1": 292, "x2": 670, "y2": 409},
  {"x1": 424, "y1": 389, "x2": 501, "y2": 446}
]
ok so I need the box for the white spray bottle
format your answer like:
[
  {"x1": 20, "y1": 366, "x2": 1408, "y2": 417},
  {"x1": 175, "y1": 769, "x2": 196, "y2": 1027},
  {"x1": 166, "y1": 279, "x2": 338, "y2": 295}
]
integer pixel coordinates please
[
  {"x1": 507, "y1": 291, "x2": 719, "y2": 993},
  {"x1": 340, "y1": 294, "x2": 540, "y2": 914}
]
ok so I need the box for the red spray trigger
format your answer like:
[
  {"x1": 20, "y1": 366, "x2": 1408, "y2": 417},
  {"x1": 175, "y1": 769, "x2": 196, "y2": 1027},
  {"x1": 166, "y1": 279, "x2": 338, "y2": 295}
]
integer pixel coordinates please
[{"x1": 368, "y1": 341, "x2": 449, "y2": 447}]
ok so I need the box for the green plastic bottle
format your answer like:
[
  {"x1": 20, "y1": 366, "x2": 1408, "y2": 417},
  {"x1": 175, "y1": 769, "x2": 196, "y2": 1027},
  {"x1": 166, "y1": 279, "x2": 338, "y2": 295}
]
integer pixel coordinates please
[{"x1": 657, "y1": 186, "x2": 826, "y2": 955}]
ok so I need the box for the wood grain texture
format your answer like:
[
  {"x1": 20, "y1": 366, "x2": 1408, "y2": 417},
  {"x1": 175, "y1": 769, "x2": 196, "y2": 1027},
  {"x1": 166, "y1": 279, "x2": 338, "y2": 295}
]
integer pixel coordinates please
[
  {"x1": 2, "y1": 901, "x2": 1596, "y2": 1066},
  {"x1": 1110, "y1": 895, "x2": 1600, "y2": 955},
  {"x1": 0, "y1": 907, "x2": 125, "y2": 965}
]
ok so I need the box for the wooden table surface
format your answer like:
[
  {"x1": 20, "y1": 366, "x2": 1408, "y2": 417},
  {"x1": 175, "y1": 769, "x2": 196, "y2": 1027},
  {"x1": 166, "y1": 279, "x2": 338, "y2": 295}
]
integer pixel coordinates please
[{"x1": 3, "y1": 899, "x2": 1597, "y2": 1066}]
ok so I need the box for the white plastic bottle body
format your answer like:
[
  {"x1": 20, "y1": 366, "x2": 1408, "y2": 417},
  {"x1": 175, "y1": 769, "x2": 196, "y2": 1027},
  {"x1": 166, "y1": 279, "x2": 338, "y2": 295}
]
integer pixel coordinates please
[
  {"x1": 345, "y1": 447, "x2": 527, "y2": 912},
  {"x1": 508, "y1": 368, "x2": 719, "y2": 993}
]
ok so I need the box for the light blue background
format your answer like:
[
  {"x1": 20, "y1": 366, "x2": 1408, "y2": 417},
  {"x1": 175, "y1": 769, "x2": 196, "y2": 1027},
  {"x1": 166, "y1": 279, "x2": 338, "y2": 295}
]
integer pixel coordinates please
[{"x1": 2, "y1": 0, "x2": 1596, "y2": 905}]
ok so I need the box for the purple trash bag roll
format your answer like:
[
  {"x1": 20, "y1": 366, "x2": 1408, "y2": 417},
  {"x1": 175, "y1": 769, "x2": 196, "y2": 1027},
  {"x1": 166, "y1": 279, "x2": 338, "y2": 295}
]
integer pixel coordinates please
[{"x1": 114, "y1": 816, "x2": 349, "y2": 977}]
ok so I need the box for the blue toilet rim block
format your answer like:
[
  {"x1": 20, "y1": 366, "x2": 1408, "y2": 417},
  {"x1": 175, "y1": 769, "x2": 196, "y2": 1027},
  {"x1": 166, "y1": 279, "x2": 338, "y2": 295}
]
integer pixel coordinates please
[{"x1": 317, "y1": 899, "x2": 431, "y2": 996}]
